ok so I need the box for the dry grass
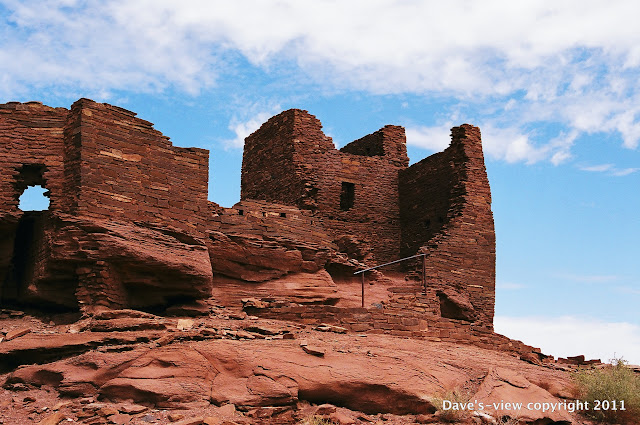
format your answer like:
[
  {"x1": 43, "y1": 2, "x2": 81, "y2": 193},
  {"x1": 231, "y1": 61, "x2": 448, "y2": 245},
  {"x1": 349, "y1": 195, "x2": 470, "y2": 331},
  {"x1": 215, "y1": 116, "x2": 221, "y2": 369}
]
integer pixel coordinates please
[
  {"x1": 298, "y1": 415, "x2": 334, "y2": 425},
  {"x1": 573, "y1": 357, "x2": 640, "y2": 424},
  {"x1": 535, "y1": 379, "x2": 553, "y2": 392},
  {"x1": 497, "y1": 416, "x2": 522, "y2": 425},
  {"x1": 429, "y1": 388, "x2": 473, "y2": 422}
]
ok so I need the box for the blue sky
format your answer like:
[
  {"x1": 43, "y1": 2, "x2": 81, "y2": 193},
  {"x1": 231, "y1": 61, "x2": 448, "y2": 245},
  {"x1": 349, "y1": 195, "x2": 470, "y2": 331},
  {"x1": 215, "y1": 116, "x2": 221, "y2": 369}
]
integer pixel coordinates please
[{"x1": 3, "y1": 0, "x2": 638, "y2": 363}]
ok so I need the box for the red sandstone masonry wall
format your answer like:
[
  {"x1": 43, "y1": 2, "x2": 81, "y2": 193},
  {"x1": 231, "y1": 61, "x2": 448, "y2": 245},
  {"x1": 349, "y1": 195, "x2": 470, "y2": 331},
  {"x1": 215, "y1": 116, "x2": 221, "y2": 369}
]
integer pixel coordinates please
[
  {"x1": 318, "y1": 125, "x2": 408, "y2": 264},
  {"x1": 242, "y1": 110, "x2": 334, "y2": 210},
  {"x1": 399, "y1": 125, "x2": 496, "y2": 327},
  {"x1": 209, "y1": 199, "x2": 335, "y2": 247},
  {"x1": 0, "y1": 102, "x2": 69, "y2": 292},
  {"x1": 61, "y1": 102, "x2": 83, "y2": 214},
  {"x1": 249, "y1": 304, "x2": 537, "y2": 356},
  {"x1": 68, "y1": 99, "x2": 210, "y2": 235},
  {"x1": 241, "y1": 110, "x2": 408, "y2": 264},
  {"x1": 339, "y1": 125, "x2": 409, "y2": 167},
  {"x1": 307, "y1": 149, "x2": 405, "y2": 264},
  {"x1": 0, "y1": 102, "x2": 68, "y2": 217},
  {"x1": 1, "y1": 99, "x2": 213, "y2": 308}
]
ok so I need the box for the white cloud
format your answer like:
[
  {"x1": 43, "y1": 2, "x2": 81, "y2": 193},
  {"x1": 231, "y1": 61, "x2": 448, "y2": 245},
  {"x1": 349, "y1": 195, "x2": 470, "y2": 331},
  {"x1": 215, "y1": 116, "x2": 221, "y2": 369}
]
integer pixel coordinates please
[
  {"x1": 494, "y1": 315, "x2": 640, "y2": 365},
  {"x1": 221, "y1": 103, "x2": 281, "y2": 149},
  {"x1": 547, "y1": 130, "x2": 578, "y2": 165},
  {"x1": 2, "y1": 0, "x2": 640, "y2": 159},
  {"x1": 612, "y1": 167, "x2": 640, "y2": 176},
  {"x1": 406, "y1": 122, "x2": 579, "y2": 165},
  {"x1": 481, "y1": 125, "x2": 546, "y2": 164},
  {"x1": 405, "y1": 125, "x2": 451, "y2": 152}
]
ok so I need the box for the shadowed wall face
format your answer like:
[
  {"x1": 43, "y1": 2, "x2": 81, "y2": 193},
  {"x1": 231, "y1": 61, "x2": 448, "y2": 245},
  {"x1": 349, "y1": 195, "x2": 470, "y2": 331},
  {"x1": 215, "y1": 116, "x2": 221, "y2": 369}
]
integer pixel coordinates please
[{"x1": 399, "y1": 125, "x2": 496, "y2": 327}]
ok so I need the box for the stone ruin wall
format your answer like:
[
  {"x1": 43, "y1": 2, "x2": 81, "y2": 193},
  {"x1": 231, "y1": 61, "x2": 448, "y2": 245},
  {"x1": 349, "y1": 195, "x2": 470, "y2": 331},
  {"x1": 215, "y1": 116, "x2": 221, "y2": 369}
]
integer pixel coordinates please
[
  {"x1": 0, "y1": 102, "x2": 68, "y2": 220},
  {"x1": 1, "y1": 99, "x2": 497, "y2": 333},
  {"x1": 242, "y1": 109, "x2": 408, "y2": 266},
  {"x1": 398, "y1": 124, "x2": 496, "y2": 327},
  {"x1": 0, "y1": 100, "x2": 213, "y2": 310},
  {"x1": 241, "y1": 110, "x2": 496, "y2": 328},
  {"x1": 1, "y1": 99, "x2": 209, "y2": 234},
  {"x1": 63, "y1": 99, "x2": 210, "y2": 235},
  {"x1": 0, "y1": 102, "x2": 68, "y2": 301}
]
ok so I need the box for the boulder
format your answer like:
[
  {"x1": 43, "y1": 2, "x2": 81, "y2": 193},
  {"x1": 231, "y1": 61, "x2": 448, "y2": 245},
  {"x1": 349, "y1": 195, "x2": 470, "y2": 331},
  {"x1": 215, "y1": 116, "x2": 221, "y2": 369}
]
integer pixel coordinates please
[
  {"x1": 206, "y1": 231, "x2": 330, "y2": 282},
  {"x1": 2, "y1": 214, "x2": 213, "y2": 311},
  {"x1": 473, "y1": 368, "x2": 573, "y2": 423},
  {"x1": 215, "y1": 271, "x2": 340, "y2": 306}
]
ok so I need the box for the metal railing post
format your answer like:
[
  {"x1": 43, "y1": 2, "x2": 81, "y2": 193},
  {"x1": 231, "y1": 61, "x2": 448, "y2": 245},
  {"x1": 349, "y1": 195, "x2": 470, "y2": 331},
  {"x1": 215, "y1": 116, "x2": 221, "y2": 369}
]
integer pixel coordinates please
[{"x1": 422, "y1": 254, "x2": 426, "y2": 294}]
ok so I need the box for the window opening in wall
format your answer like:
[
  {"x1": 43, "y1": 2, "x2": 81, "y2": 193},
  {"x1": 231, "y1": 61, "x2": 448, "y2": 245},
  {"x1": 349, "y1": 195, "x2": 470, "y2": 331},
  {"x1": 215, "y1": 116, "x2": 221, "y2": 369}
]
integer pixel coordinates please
[
  {"x1": 279, "y1": 212, "x2": 287, "y2": 218},
  {"x1": 238, "y1": 209, "x2": 244, "y2": 216},
  {"x1": 340, "y1": 182, "x2": 355, "y2": 211},
  {"x1": 18, "y1": 185, "x2": 50, "y2": 211}
]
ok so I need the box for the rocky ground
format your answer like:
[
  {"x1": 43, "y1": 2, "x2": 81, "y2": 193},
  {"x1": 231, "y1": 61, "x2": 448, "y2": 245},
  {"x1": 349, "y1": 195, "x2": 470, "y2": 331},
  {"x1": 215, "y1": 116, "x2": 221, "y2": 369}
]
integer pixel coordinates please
[{"x1": 0, "y1": 306, "x2": 601, "y2": 425}]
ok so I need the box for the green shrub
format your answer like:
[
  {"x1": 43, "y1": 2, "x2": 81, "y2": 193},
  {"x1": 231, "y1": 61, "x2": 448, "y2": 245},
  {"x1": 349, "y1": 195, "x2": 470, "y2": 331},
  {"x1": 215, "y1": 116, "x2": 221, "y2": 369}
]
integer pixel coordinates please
[{"x1": 573, "y1": 357, "x2": 640, "y2": 424}]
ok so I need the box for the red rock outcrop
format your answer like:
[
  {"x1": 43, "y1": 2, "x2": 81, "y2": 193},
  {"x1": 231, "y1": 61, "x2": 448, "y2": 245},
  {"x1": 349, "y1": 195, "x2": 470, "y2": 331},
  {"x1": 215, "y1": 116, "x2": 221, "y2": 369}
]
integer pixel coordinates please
[
  {"x1": 1, "y1": 311, "x2": 581, "y2": 424},
  {"x1": 474, "y1": 368, "x2": 574, "y2": 423}
]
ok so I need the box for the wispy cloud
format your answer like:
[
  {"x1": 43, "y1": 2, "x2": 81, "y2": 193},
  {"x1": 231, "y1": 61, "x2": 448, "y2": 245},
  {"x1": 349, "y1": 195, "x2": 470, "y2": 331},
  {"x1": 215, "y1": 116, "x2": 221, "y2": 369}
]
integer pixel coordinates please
[
  {"x1": 496, "y1": 282, "x2": 526, "y2": 290},
  {"x1": 580, "y1": 163, "x2": 614, "y2": 172},
  {"x1": 494, "y1": 315, "x2": 640, "y2": 365},
  {"x1": 406, "y1": 122, "x2": 576, "y2": 165},
  {"x1": 617, "y1": 286, "x2": 640, "y2": 296},
  {"x1": 554, "y1": 273, "x2": 620, "y2": 284},
  {"x1": 579, "y1": 163, "x2": 639, "y2": 176},
  {"x1": 612, "y1": 167, "x2": 640, "y2": 176}
]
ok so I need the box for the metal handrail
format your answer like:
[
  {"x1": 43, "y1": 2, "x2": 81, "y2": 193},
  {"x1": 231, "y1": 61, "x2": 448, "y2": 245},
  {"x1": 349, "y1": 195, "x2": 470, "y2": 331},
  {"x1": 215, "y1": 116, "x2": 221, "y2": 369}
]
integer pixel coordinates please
[
  {"x1": 353, "y1": 253, "x2": 427, "y2": 308},
  {"x1": 353, "y1": 253, "x2": 426, "y2": 274}
]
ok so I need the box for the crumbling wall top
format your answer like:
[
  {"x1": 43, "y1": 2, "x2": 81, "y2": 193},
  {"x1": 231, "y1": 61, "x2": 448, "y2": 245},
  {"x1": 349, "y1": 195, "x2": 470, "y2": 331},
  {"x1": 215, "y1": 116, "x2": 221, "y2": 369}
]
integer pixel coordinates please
[{"x1": 340, "y1": 125, "x2": 408, "y2": 167}]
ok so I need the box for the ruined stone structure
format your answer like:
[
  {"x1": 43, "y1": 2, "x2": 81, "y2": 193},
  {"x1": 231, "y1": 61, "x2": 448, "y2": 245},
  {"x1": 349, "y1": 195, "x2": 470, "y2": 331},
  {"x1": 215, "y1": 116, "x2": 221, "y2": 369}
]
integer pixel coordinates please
[
  {"x1": 1, "y1": 99, "x2": 496, "y2": 333},
  {"x1": 242, "y1": 110, "x2": 495, "y2": 326},
  {"x1": 0, "y1": 100, "x2": 212, "y2": 311}
]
